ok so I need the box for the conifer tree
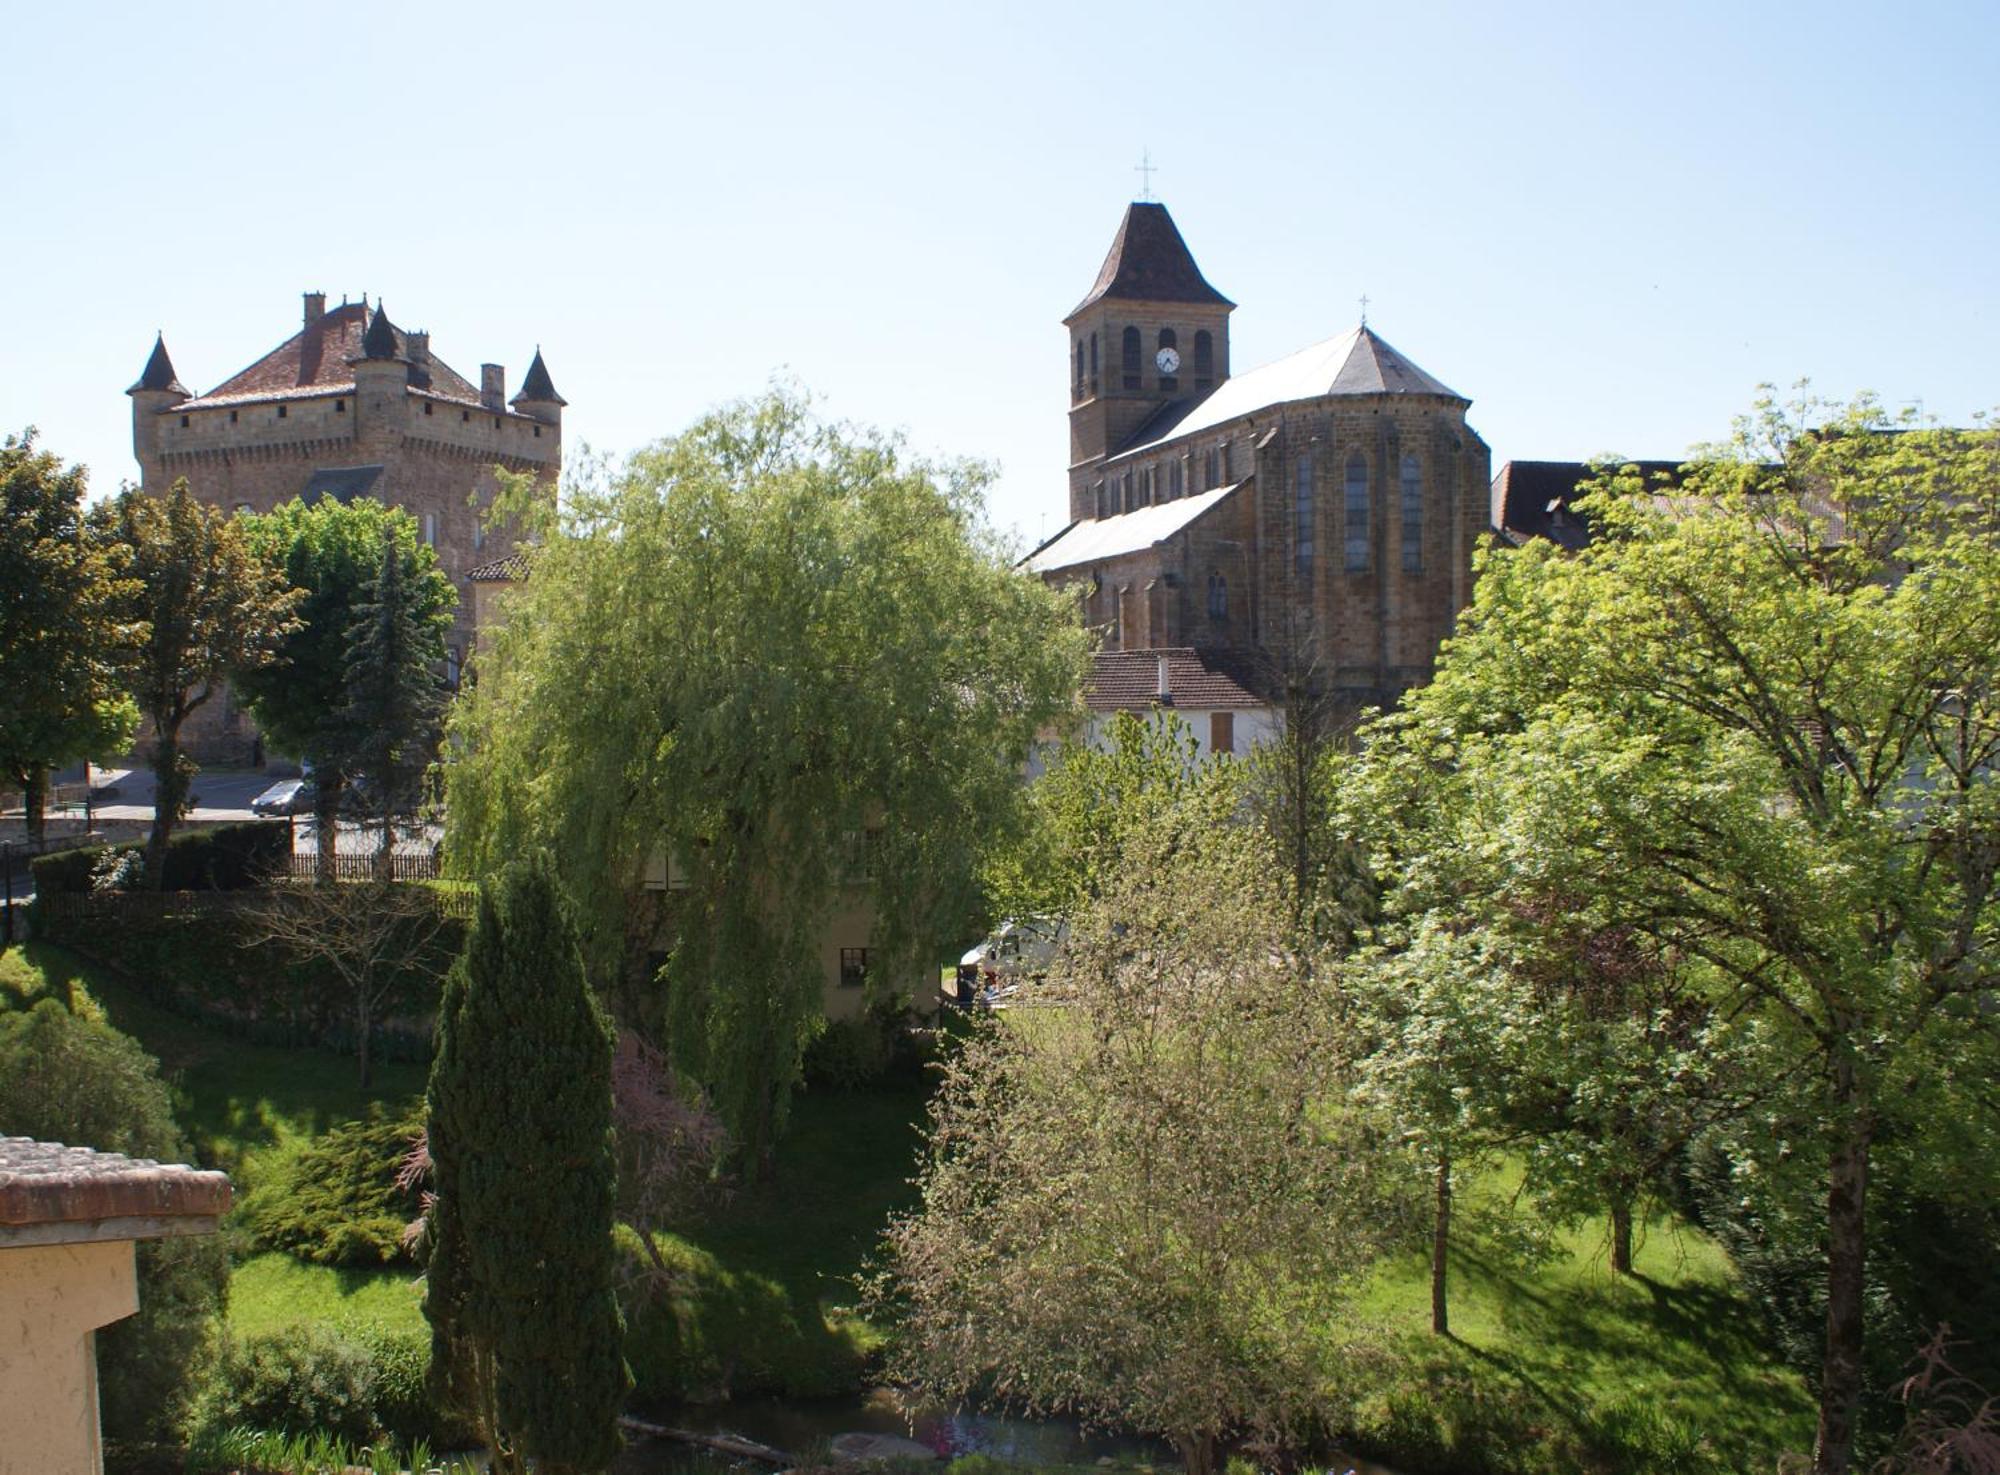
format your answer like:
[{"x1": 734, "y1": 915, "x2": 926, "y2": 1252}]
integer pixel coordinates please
[
  {"x1": 339, "y1": 525, "x2": 448, "y2": 870},
  {"x1": 424, "y1": 850, "x2": 627, "y2": 1475}
]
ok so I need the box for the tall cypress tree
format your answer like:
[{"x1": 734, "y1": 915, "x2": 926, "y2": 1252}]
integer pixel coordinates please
[
  {"x1": 339, "y1": 525, "x2": 448, "y2": 869},
  {"x1": 424, "y1": 851, "x2": 628, "y2": 1475}
]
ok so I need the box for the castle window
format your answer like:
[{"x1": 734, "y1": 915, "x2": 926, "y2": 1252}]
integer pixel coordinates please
[
  {"x1": 462, "y1": 410, "x2": 470, "y2": 422},
  {"x1": 229, "y1": 410, "x2": 238, "y2": 424},
  {"x1": 1208, "y1": 571, "x2": 1228, "y2": 621},
  {"x1": 494, "y1": 416, "x2": 502, "y2": 430},
  {"x1": 1294, "y1": 455, "x2": 1314, "y2": 577},
  {"x1": 276, "y1": 404, "x2": 287, "y2": 419},
  {"x1": 1122, "y1": 326, "x2": 1141, "y2": 389},
  {"x1": 335, "y1": 398, "x2": 345, "y2": 413},
  {"x1": 1401, "y1": 454, "x2": 1423, "y2": 572},
  {"x1": 1345, "y1": 451, "x2": 1370, "y2": 571},
  {"x1": 1194, "y1": 329, "x2": 1214, "y2": 385},
  {"x1": 533, "y1": 425, "x2": 541, "y2": 438},
  {"x1": 424, "y1": 402, "x2": 433, "y2": 416},
  {"x1": 179, "y1": 415, "x2": 189, "y2": 428},
  {"x1": 839, "y1": 947, "x2": 870, "y2": 989}
]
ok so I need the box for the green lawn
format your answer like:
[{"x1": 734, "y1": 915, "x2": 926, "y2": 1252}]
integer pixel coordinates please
[{"x1": 1, "y1": 940, "x2": 1811, "y2": 1469}]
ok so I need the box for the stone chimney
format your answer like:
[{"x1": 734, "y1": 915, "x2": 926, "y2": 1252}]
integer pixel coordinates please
[
  {"x1": 303, "y1": 291, "x2": 326, "y2": 326},
  {"x1": 408, "y1": 331, "x2": 429, "y2": 364},
  {"x1": 480, "y1": 364, "x2": 504, "y2": 412},
  {"x1": 1156, "y1": 654, "x2": 1174, "y2": 705}
]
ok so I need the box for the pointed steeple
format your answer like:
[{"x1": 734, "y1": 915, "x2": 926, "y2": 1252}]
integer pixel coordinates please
[
  {"x1": 1068, "y1": 202, "x2": 1234, "y2": 320},
  {"x1": 127, "y1": 332, "x2": 189, "y2": 397},
  {"x1": 359, "y1": 302, "x2": 402, "y2": 361},
  {"x1": 510, "y1": 347, "x2": 566, "y2": 408}
]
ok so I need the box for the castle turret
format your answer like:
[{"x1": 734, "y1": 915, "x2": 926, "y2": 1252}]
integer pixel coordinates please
[
  {"x1": 348, "y1": 303, "x2": 408, "y2": 455},
  {"x1": 508, "y1": 348, "x2": 566, "y2": 427},
  {"x1": 127, "y1": 332, "x2": 190, "y2": 478},
  {"x1": 1065, "y1": 202, "x2": 1234, "y2": 522}
]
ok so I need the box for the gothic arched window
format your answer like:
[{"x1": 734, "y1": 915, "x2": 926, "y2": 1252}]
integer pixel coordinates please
[
  {"x1": 1193, "y1": 329, "x2": 1214, "y2": 384},
  {"x1": 1344, "y1": 451, "x2": 1370, "y2": 571},
  {"x1": 1400, "y1": 454, "x2": 1423, "y2": 572},
  {"x1": 1122, "y1": 326, "x2": 1141, "y2": 389},
  {"x1": 1090, "y1": 332, "x2": 1099, "y2": 389},
  {"x1": 1075, "y1": 341, "x2": 1084, "y2": 395},
  {"x1": 1207, "y1": 572, "x2": 1228, "y2": 621}
]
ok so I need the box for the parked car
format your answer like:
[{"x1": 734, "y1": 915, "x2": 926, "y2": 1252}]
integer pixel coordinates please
[
  {"x1": 951, "y1": 917, "x2": 1070, "y2": 1009},
  {"x1": 250, "y1": 778, "x2": 313, "y2": 816}
]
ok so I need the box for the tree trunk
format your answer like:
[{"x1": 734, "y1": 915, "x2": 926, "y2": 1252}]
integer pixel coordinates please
[
  {"x1": 23, "y1": 766, "x2": 47, "y2": 852},
  {"x1": 1812, "y1": 1058, "x2": 1874, "y2": 1475},
  {"x1": 1432, "y1": 1149, "x2": 1452, "y2": 1335},
  {"x1": 1610, "y1": 1197, "x2": 1634, "y2": 1276},
  {"x1": 1175, "y1": 1431, "x2": 1217, "y2": 1475},
  {"x1": 143, "y1": 729, "x2": 190, "y2": 890},
  {"x1": 356, "y1": 990, "x2": 373, "y2": 1090},
  {"x1": 314, "y1": 773, "x2": 343, "y2": 885}
]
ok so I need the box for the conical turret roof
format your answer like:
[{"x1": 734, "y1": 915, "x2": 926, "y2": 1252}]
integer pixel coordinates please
[
  {"x1": 127, "y1": 333, "x2": 189, "y2": 396},
  {"x1": 511, "y1": 348, "x2": 566, "y2": 407},
  {"x1": 359, "y1": 303, "x2": 402, "y2": 360},
  {"x1": 1069, "y1": 201, "x2": 1234, "y2": 319}
]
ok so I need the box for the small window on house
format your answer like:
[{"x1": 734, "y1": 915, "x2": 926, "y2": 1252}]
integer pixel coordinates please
[
  {"x1": 842, "y1": 829, "x2": 880, "y2": 883},
  {"x1": 335, "y1": 398, "x2": 345, "y2": 413},
  {"x1": 230, "y1": 409, "x2": 239, "y2": 423},
  {"x1": 1211, "y1": 710, "x2": 1235, "y2": 756},
  {"x1": 1122, "y1": 326, "x2": 1141, "y2": 389},
  {"x1": 1294, "y1": 455, "x2": 1314, "y2": 576},
  {"x1": 533, "y1": 425, "x2": 541, "y2": 437},
  {"x1": 179, "y1": 414, "x2": 190, "y2": 428},
  {"x1": 461, "y1": 410, "x2": 470, "y2": 422},
  {"x1": 424, "y1": 401, "x2": 433, "y2": 416},
  {"x1": 1400, "y1": 454, "x2": 1423, "y2": 572},
  {"x1": 839, "y1": 948, "x2": 870, "y2": 988},
  {"x1": 1208, "y1": 572, "x2": 1228, "y2": 621},
  {"x1": 1345, "y1": 451, "x2": 1370, "y2": 571},
  {"x1": 1194, "y1": 329, "x2": 1214, "y2": 384},
  {"x1": 494, "y1": 416, "x2": 502, "y2": 430},
  {"x1": 276, "y1": 404, "x2": 287, "y2": 419}
]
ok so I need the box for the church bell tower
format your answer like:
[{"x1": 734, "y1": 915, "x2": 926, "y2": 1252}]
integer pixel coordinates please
[{"x1": 1065, "y1": 201, "x2": 1234, "y2": 522}]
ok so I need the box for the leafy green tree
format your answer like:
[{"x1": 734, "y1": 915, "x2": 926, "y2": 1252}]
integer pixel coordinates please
[
  {"x1": 94, "y1": 480, "x2": 301, "y2": 888},
  {"x1": 880, "y1": 810, "x2": 1405, "y2": 1475},
  {"x1": 238, "y1": 498, "x2": 452, "y2": 878},
  {"x1": 0, "y1": 996, "x2": 230, "y2": 1450},
  {"x1": 339, "y1": 525, "x2": 450, "y2": 871},
  {"x1": 445, "y1": 389, "x2": 1086, "y2": 1162},
  {"x1": 424, "y1": 851, "x2": 627, "y2": 1475},
  {"x1": 0, "y1": 431, "x2": 138, "y2": 846},
  {"x1": 982, "y1": 709, "x2": 1226, "y2": 922},
  {"x1": 1354, "y1": 391, "x2": 2000, "y2": 1475}
]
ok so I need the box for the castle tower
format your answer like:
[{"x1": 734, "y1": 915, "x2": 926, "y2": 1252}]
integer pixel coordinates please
[
  {"x1": 126, "y1": 333, "x2": 190, "y2": 468},
  {"x1": 1064, "y1": 202, "x2": 1234, "y2": 522},
  {"x1": 509, "y1": 348, "x2": 566, "y2": 427}
]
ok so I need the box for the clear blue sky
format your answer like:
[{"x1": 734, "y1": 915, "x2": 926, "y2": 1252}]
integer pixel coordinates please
[{"x1": 7, "y1": 0, "x2": 1996, "y2": 548}]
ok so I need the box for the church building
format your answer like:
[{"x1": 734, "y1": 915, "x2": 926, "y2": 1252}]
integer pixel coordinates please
[
  {"x1": 127, "y1": 294, "x2": 562, "y2": 761},
  {"x1": 1027, "y1": 203, "x2": 1491, "y2": 730}
]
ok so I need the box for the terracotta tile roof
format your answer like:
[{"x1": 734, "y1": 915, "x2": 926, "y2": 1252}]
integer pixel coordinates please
[
  {"x1": 179, "y1": 301, "x2": 483, "y2": 409},
  {"x1": 466, "y1": 550, "x2": 533, "y2": 581},
  {"x1": 0, "y1": 1138, "x2": 231, "y2": 1239},
  {"x1": 1069, "y1": 202, "x2": 1235, "y2": 319},
  {"x1": 1086, "y1": 647, "x2": 1272, "y2": 712}
]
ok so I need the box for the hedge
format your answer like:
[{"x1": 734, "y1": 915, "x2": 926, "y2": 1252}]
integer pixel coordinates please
[{"x1": 31, "y1": 821, "x2": 290, "y2": 896}]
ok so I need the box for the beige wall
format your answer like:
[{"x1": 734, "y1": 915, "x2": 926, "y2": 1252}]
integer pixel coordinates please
[{"x1": 0, "y1": 1239, "x2": 138, "y2": 1475}]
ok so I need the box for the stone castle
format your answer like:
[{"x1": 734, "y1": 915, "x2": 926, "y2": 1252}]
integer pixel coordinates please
[{"x1": 127, "y1": 294, "x2": 562, "y2": 761}]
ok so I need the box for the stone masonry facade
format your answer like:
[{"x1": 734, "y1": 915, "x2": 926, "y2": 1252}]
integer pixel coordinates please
[{"x1": 127, "y1": 293, "x2": 562, "y2": 764}]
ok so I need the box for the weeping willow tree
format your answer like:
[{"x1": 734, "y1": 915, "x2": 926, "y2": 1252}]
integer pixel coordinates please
[{"x1": 446, "y1": 389, "x2": 1086, "y2": 1162}]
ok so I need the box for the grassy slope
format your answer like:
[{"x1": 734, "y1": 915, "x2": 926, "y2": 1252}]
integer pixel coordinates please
[{"x1": 1, "y1": 941, "x2": 1809, "y2": 1469}]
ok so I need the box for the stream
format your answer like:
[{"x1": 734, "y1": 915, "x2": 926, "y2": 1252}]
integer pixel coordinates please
[{"x1": 611, "y1": 1389, "x2": 1402, "y2": 1474}]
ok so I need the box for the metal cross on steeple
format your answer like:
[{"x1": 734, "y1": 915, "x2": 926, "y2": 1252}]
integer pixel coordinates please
[
  {"x1": 1359, "y1": 294, "x2": 1371, "y2": 326},
  {"x1": 1134, "y1": 149, "x2": 1157, "y2": 201}
]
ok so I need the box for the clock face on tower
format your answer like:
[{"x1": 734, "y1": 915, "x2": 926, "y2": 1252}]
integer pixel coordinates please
[{"x1": 1156, "y1": 346, "x2": 1181, "y2": 375}]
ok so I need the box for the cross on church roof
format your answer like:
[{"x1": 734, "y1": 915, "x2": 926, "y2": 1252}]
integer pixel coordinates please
[
  {"x1": 1359, "y1": 294, "x2": 1370, "y2": 326},
  {"x1": 1134, "y1": 149, "x2": 1157, "y2": 202}
]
